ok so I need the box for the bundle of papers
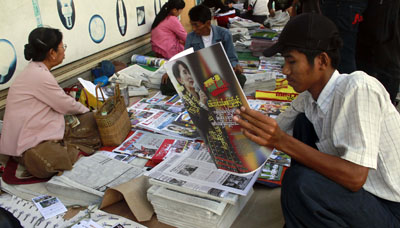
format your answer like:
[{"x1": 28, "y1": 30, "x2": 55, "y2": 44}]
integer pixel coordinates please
[
  {"x1": 143, "y1": 137, "x2": 257, "y2": 227},
  {"x1": 229, "y1": 27, "x2": 250, "y2": 42},
  {"x1": 243, "y1": 72, "x2": 276, "y2": 96},
  {"x1": 250, "y1": 38, "x2": 278, "y2": 56},
  {"x1": 115, "y1": 64, "x2": 166, "y2": 91},
  {"x1": 229, "y1": 17, "x2": 261, "y2": 29},
  {"x1": 147, "y1": 185, "x2": 253, "y2": 228},
  {"x1": 45, "y1": 153, "x2": 144, "y2": 203},
  {"x1": 264, "y1": 10, "x2": 290, "y2": 29},
  {"x1": 234, "y1": 39, "x2": 252, "y2": 52}
]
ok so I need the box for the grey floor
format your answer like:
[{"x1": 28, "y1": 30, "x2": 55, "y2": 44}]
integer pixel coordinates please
[{"x1": 232, "y1": 184, "x2": 284, "y2": 228}]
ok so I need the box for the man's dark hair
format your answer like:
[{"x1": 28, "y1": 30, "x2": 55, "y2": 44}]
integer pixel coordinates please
[
  {"x1": 283, "y1": 34, "x2": 343, "y2": 68},
  {"x1": 189, "y1": 5, "x2": 211, "y2": 23}
]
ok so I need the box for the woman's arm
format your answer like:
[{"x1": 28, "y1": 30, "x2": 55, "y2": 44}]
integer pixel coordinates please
[
  {"x1": 169, "y1": 16, "x2": 187, "y2": 43},
  {"x1": 34, "y1": 73, "x2": 89, "y2": 115}
]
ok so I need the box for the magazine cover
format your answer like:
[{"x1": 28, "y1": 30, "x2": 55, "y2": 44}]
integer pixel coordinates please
[{"x1": 165, "y1": 43, "x2": 271, "y2": 173}]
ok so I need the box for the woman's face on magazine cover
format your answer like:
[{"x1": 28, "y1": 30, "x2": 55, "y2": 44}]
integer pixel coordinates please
[{"x1": 178, "y1": 64, "x2": 195, "y2": 91}]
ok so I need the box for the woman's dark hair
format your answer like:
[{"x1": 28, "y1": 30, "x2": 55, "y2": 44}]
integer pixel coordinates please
[
  {"x1": 189, "y1": 5, "x2": 212, "y2": 23},
  {"x1": 172, "y1": 60, "x2": 190, "y2": 82},
  {"x1": 24, "y1": 27, "x2": 63, "y2": 61},
  {"x1": 151, "y1": 0, "x2": 185, "y2": 29},
  {"x1": 283, "y1": 33, "x2": 343, "y2": 69}
]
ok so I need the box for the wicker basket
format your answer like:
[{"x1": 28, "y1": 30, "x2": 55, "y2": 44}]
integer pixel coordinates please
[{"x1": 94, "y1": 84, "x2": 131, "y2": 146}]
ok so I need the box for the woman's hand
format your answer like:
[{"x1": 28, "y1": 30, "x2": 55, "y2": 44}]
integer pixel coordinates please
[{"x1": 233, "y1": 106, "x2": 285, "y2": 149}]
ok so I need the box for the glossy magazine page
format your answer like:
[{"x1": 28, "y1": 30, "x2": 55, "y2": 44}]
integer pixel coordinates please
[{"x1": 165, "y1": 43, "x2": 271, "y2": 173}]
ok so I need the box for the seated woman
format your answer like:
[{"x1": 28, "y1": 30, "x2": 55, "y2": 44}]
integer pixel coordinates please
[
  {"x1": 151, "y1": 0, "x2": 187, "y2": 59},
  {"x1": 151, "y1": 0, "x2": 187, "y2": 96},
  {"x1": 0, "y1": 27, "x2": 101, "y2": 178},
  {"x1": 241, "y1": 0, "x2": 269, "y2": 24}
]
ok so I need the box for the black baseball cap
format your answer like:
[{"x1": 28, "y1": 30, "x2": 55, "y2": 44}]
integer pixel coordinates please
[{"x1": 263, "y1": 13, "x2": 340, "y2": 57}]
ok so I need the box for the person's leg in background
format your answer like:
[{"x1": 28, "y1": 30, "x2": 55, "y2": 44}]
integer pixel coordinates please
[
  {"x1": 357, "y1": 45, "x2": 400, "y2": 103},
  {"x1": 319, "y1": 0, "x2": 368, "y2": 74},
  {"x1": 281, "y1": 113, "x2": 400, "y2": 227},
  {"x1": 356, "y1": 0, "x2": 400, "y2": 104}
]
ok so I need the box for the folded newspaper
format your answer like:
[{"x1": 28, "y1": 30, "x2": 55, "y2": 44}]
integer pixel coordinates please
[
  {"x1": 145, "y1": 146, "x2": 259, "y2": 197},
  {"x1": 164, "y1": 43, "x2": 272, "y2": 173},
  {"x1": 46, "y1": 153, "x2": 144, "y2": 198}
]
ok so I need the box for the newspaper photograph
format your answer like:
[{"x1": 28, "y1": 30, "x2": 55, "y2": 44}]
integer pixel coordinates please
[
  {"x1": 151, "y1": 139, "x2": 202, "y2": 164},
  {"x1": 138, "y1": 110, "x2": 200, "y2": 140},
  {"x1": 113, "y1": 130, "x2": 172, "y2": 159},
  {"x1": 127, "y1": 108, "x2": 156, "y2": 129},
  {"x1": 129, "y1": 92, "x2": 185, "y2": 114}
]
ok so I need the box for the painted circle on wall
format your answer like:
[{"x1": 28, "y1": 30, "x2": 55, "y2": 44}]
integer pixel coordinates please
[
  {"x1": 0, "y1": 39, "x2": 17, "y2": 84},
  {"x1": 57, "y1": 0, "x2": 76, "y2": 30},
  {"x1": 89, "y1": 15, "x2": 106, "y2": 43},
  {"x1": 116, "y1": 0, "x2": 127, "y2": 36},
  {"x1": 137, "y1": 6, "x2": 146, "y2": 26}
]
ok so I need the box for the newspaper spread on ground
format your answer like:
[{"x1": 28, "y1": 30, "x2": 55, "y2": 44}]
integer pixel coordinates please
[
  {"x1": 48, "y1": 153, "x2": 144, "y2": 197},
  {"x1": 248, "y1": 99, "x2": 291, "y2": 119},
  {"x1": 127, "y1": 108, "x2": 156, "y2": 129},
  {"x1": 0, "y1": 194, "x2": 147, "y2": 228},
  {"x1": 113, "y1": 130, "x2": 172, "y2": 158},
  {"x1": 138, "y1": 110, "x2": 200, "y2": 140},
  {"x1": 145, "y1": 148, "x2": 259, "y2": 196}
]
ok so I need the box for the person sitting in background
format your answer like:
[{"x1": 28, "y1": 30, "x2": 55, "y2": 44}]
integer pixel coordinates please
[
  {"x1": 151, "y1": 0, "x2": 187, "y2": 59},
  {"x1": 186, "y1": 5, "x2": 246, "y2": 87},
  {"x1": 234, "y1": 13, "x2": 400, "y2": 227},
  {"x1": 152, "y1": 0, "x2": 187, "y2": 96},
  {"x1": 0, "y1": 27, "x2": 101, "y2": 178},
  {"x1": 241, "y1": 0, "x2": 269, "y2": 24},
  {"x1": 268, "y1": 0, "x2": 300, "y2": 17}
]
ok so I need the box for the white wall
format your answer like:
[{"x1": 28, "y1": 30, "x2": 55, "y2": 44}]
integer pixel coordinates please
[{"x1": 0, "y1": 0, "x2": 168, "y2": 91}]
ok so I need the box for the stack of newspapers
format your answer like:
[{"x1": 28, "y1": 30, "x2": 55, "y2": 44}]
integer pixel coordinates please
[
  {"x1": 147, "y1": 182, "x2": 253, "y2": 228},
  {"x1": 145, "y1": 147, "x2": 259, "y2": 228}
]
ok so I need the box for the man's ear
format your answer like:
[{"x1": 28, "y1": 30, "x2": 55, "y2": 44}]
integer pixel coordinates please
[
  {"x1": 206, "y1": 20, "x2": 212, "y2": 27},
  {"x1": 316, "y1": 52, "x2": 330, "y2": 70}
]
